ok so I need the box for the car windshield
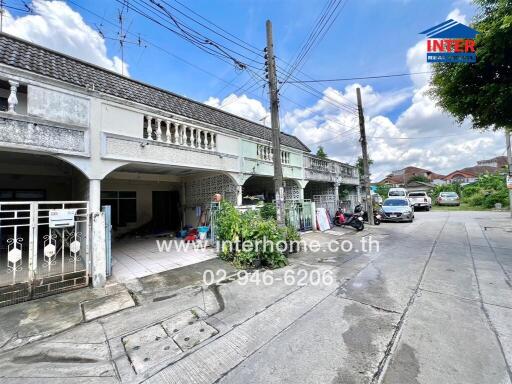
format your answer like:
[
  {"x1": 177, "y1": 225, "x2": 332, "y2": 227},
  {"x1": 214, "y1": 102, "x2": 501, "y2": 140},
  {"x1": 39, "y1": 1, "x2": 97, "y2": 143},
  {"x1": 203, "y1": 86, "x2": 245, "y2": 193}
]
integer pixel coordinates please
[
  {"x1": 384, "y1": 199, "x2": 409, "y2": 206},
  {"x1": 389, "y1": 191, "x2": 405, "y2": 196},
  {"x1": 408, "y1": 193, "x2": 425, "y2": 197},
  {"x1": 441, "y1": 192, "x2": 458, "y2": 197}
]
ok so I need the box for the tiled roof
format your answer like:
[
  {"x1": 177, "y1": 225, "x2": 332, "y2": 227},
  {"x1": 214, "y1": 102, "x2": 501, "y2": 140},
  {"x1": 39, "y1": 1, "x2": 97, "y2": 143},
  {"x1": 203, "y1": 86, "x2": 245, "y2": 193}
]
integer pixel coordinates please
[
  {"x1": 0, "y1": 33, "x2": 310, "y2": 152},
  {"x1": 444, "y1": 165, "x2": 499, "y2": 179}
]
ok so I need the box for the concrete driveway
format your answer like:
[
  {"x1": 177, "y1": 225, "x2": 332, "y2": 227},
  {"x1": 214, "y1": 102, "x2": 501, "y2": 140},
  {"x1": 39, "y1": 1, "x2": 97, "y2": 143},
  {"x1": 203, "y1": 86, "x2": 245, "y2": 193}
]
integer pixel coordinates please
[{"x1": 0, "y1": 211, "x2": 510, "y2": 384}]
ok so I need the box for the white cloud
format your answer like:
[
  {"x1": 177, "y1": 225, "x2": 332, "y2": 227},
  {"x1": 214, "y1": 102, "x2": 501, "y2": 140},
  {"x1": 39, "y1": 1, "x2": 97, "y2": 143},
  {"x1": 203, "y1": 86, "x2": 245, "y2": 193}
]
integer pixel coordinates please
[
  {"x1": 447, "y1": 8, "x2": 468, "y2": 24},
  {"x1": 4, "y1": 0, "x2": 129, "y2": 76},
  {"x1": 204, "y1": 94, "x2": 269, "y2": 123}
]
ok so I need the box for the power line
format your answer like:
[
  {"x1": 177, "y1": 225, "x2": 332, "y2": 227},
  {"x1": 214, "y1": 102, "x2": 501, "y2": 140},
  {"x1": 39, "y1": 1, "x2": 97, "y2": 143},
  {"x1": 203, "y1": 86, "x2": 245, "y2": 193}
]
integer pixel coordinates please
[
  {"x1": 304, "y1": 125, "x2": 359, "y2": 147},
  {"x1": 113, "y1": 0, "x2": 258, "y2": 70},
  {"x1": 145, "y1": 0, "x2": 264, "y2": 65},
  {"x1": 369, "y1": 133, "x2": 474, "y2": 140},
  {"x1": 280, "y1": 0, "x2": 346, "y2": 88},
  {"x1": 67, "y1": 0, "x2": 269, "y2": 107},
  {"x1": 282, "y1": 71, "x2": 433, "y2": 83}
]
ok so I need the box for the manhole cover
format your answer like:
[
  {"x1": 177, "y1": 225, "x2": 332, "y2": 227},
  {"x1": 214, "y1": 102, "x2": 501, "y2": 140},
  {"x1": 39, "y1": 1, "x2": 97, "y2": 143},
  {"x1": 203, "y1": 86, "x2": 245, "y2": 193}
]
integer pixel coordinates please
[
  {"x1": 161, "y1": 309, "x2": 205, "y2": 334},
  {"x1": 172, "y1": 321, "x2": 218, "y2": 350},
  {"x1": 122, "y1": 324, "x2": 181, "y2": 373}
]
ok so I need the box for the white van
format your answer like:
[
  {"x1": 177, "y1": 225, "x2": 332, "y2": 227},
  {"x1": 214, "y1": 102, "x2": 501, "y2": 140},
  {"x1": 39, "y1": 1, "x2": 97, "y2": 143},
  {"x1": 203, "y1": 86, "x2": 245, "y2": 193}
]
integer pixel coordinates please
[{"x1": 388, "y1": 188, "x2": 408, "y2": 198}]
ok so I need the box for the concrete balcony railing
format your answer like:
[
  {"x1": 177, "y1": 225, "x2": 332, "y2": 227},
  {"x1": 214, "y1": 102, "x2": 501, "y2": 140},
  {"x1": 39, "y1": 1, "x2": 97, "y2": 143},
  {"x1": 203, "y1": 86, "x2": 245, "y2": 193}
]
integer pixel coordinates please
[
  {"x1": 0, "y1": 112, "x2": 87, "y2": 155},
  {"x1": 143, "y1": 115, "x2": 217, "y2": 151},
  {"x1": 304, "y1": 154, "x2": 359, "y2": 184}
]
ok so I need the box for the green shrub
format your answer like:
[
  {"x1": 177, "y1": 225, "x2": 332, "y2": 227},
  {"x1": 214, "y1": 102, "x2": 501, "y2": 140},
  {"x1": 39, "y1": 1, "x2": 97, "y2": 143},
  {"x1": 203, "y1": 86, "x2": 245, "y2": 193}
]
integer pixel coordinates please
[
  {"x1": 459, "y1": 173, "x2": 509, "y2": 208},
  {"x1": 260, "y1": 203, "x2": 277, "y2": 220},
  {"x1": 215, "y1": 202, "x2": 288, "y2": 269},
  {"x1": 483, "y1": 189, "x2": 509, "y2": 208},
  {"x1": 465, "y1": 192, "x2": 486, "y2": 207},
  {"x1": 283, "y1": 225, "x2": 300, "y2": 242},
  {"x1": 215, "y1": 201, "x2": 241, "y2": 260}
]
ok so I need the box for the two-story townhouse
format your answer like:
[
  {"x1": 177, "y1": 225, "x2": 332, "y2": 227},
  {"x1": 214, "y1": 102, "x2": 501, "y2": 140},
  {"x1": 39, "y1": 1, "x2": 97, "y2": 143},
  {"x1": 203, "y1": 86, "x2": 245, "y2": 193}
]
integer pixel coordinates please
[{"x1": 0, "y1": 34, "x2": 359, "y2": 306}]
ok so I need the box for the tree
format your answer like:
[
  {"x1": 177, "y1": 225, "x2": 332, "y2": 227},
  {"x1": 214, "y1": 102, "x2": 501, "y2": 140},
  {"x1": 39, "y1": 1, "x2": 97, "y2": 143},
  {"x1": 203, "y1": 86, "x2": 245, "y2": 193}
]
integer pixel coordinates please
[
  {"x1": 429, "y1": 0, "x2": 512, "y2": 131},
  {"x1": 356, "y1": 156, "x2": 373, "y2": 181},
  {"x1": 316, "y1": 146, "x2": 327, "y2": 158}
]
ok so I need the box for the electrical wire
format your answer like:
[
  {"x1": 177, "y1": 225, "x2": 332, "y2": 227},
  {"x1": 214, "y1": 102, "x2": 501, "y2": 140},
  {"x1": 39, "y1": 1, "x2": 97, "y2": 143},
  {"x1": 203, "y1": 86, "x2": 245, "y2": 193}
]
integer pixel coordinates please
[
  {"x1": 283, "y1": 71, "x2": 433, "y2": 83},
  {"x1": 280, "y1": 0, "x2": 348, "y2": 88},
  {"x1": 66, "y1": 0, "x2": 267, "y2": 105}
]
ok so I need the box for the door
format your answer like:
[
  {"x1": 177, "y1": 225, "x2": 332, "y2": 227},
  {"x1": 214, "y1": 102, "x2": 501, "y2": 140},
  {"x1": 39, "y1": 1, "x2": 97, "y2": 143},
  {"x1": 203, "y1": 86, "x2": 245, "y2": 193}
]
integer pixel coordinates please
[{"x1": 152, "y1": 191, "x2": 180, "y2": 232}]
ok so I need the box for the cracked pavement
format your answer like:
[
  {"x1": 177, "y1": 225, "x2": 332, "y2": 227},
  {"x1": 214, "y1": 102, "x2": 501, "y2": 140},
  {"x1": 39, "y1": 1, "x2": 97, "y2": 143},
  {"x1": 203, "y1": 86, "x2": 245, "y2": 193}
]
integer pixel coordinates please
[{"x1": 0, "y1": 210, "x2": 511, "y2": 383}]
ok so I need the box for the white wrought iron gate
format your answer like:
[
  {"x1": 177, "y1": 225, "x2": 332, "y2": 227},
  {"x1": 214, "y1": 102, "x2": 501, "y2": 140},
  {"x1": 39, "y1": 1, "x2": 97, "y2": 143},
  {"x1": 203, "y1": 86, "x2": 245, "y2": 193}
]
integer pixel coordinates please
[{"x1": 0, "y1": 201, "x2": 89, "y2": 307}]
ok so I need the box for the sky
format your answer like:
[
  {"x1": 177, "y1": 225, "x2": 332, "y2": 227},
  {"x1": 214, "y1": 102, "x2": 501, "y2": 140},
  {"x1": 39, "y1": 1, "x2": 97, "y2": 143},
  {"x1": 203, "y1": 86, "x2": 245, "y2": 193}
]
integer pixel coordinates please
[{"x1": 3, "y1": 0, "x2": 506, "y2": 181}]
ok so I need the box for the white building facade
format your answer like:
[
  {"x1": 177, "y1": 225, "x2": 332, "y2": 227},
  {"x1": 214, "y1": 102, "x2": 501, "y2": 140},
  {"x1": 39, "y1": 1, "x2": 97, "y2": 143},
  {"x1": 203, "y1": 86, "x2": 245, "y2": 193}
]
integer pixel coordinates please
[{"x1": 0, "y1": 34, "x2": 359, "y2": 305}]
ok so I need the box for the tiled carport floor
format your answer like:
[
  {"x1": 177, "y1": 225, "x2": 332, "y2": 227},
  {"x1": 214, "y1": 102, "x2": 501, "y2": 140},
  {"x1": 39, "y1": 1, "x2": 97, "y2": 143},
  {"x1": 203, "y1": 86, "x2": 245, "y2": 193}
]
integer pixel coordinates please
[{"x1": 111, "y1": 238, "x2": 217, "y2": 282}]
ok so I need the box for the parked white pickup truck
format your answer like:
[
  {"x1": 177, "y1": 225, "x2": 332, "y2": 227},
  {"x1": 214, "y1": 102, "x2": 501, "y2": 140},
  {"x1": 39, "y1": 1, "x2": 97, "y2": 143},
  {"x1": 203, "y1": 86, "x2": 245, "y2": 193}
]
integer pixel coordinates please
[{"x1": 407, "y1": 191, "x2": 432, "y2": 211}]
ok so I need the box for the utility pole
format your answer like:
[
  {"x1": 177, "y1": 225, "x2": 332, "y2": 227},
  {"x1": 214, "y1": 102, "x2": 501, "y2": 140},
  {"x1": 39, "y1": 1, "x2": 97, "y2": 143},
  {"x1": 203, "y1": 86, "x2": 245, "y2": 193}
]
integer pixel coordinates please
[
  {"x1": 265, "y1": 20, "x2": 285, "y2": 226},
  {"x1": 356, "y1": 87, "x2": 374, "y2": 225},
  {"x1": 506, "y1": 129, "x2": 512, "y2": 218}
]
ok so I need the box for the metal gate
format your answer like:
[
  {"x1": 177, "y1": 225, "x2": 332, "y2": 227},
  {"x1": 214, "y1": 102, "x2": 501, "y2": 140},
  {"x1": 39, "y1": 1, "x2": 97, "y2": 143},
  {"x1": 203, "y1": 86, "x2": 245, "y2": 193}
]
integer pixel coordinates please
[
  {"x1": 0, "y1": 201, "x2": 89, "y2": 307},
  {"x1": 313, "y1": 194, "x2": 337, "y2": 217},
  {"x1": 285, "y1": 200, "x2": 313, "y2": 231}
]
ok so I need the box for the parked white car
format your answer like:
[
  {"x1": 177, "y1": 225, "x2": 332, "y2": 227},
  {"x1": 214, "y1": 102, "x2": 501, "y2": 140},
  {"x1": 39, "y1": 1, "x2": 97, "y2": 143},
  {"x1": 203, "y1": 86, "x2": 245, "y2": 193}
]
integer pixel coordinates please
[
  {"x1": 388, "y1": 188, "x2": 408, "y2": 198},
  {"x1": 407, "y1": 191, "x2": 432, "y2": 211}
]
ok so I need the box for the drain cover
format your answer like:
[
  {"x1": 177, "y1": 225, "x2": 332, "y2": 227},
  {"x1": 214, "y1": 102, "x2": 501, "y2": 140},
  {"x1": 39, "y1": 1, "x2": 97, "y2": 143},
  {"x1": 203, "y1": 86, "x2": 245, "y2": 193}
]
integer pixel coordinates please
[
  {"x1": 122, "y1": 324, "x2": 181, "y2": 373},
  {"x1": 172, "y1": 321, "x2": 218, "y2": 350},
  {"x1": 161, "y1": 309, "x2": 205, "y2": 334}
]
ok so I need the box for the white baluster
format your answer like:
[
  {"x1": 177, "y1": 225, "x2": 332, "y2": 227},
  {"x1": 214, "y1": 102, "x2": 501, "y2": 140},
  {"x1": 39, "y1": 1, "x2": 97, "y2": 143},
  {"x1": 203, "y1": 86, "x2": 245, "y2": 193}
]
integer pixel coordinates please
[
  {"x1": 212, "y1": 133, "x2": 217, "y2": 151},
  {"x1": 155, "y1": 118, "x2": 162, "y2": 141},
  {"x1": 7, "y1": 80, "x2": 19, "y2": 114},
  {"x1": 170, "y1": 121, "x2": 176, "y2": 143},
  {"x1": 146, "y1": 116, "x2": 154, "y2": 139},
  {"x1": 205, "y1": 132, "x2": 210, "y2": 150},
  {"x1": 166, "y1": 121, "x2": 171, "y2": 143},
  {"x1": 198, "y1": 129, "x2": 203, "y2": 149},
  {"x1": 179, "y1": 124, "x2": 185, "y2": 145}
]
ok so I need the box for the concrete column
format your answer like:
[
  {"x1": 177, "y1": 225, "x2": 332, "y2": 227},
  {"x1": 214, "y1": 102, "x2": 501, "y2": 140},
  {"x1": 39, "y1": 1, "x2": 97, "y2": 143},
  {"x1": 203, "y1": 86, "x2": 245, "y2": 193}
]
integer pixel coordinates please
[
  {"x1": 334, "y1": 182, "x2": 340, "y2": 208},
  {"x1": 298, "y1": 186, "x2": 305, "y2": 200},
  {"x1": 236, "y1": 185, "x2": 243, "y2": 206},
  {"x1": 311, "y1": 201, "x2": 317, "y2": 231},
  {"x1": 89, "y1": 179, "x2": 101, "y2": 213},
  {"x1": 91, "y1": 212, "x2": 106, "y2": 287}
]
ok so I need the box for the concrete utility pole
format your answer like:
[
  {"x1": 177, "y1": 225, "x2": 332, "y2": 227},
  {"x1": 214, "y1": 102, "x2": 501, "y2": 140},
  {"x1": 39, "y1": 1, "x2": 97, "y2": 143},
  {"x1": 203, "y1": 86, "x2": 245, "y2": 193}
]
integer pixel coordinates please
[
  {"x1": 356, "y1": 87, "x2": 374, "y2": 225},
  {"x1": 506, "y1": 129, "x2": 512, "y2": 218},
  {"x1": 265, "y1": 20, "x2": 285, "y2": 226}
]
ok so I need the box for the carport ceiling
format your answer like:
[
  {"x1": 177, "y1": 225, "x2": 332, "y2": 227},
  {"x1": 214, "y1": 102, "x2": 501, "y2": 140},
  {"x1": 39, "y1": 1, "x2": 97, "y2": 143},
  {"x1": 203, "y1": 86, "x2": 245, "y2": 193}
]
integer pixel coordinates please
[{"x1": 118, "y1": 164, "x2": 206, "y2": 176}]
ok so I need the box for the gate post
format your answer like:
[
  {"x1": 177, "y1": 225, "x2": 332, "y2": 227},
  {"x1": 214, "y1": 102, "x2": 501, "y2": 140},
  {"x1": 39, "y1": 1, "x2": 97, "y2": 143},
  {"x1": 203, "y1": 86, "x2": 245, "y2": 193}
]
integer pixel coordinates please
[
  {"x1": 311, "y1": 202, "x2": 317, "y2": 231},
  {"x1": 91, "y1": 212, "x2": 106, "y2": 287}
]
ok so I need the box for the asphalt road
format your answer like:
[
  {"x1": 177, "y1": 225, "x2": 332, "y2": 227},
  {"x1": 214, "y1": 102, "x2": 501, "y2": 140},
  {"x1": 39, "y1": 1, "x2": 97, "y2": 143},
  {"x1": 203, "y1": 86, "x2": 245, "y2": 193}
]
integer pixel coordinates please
[{"x1": 0, "y1": 210, "x2": 510, "y2": 384}]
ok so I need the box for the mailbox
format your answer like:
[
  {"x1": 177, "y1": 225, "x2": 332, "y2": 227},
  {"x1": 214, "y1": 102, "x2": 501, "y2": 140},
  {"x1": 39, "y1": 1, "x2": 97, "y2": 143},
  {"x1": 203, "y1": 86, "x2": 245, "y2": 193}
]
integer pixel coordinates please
[{"x1": 49, "y1": 209, "x2": 76, "y2": 228}]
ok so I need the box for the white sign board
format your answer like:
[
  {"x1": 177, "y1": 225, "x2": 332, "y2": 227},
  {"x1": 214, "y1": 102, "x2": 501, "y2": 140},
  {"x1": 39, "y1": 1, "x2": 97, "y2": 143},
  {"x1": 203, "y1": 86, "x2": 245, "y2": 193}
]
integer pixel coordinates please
[
  {"x1": 49, "y1": 209, "x2": 76, "y2": 228},
  {"x1": 507, "y1": 175, "x2": 512, "y2": 190}
]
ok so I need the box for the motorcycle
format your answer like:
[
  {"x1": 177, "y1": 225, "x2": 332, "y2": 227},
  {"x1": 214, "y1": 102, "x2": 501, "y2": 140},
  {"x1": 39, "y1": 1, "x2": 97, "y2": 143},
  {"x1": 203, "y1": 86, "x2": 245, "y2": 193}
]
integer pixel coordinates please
[
  {"x1": 333, "y1": 208, "x2": 364, "y2": 231},
  {"x1": 356, "y1": 204, "x2": 382, "y2": 225}
]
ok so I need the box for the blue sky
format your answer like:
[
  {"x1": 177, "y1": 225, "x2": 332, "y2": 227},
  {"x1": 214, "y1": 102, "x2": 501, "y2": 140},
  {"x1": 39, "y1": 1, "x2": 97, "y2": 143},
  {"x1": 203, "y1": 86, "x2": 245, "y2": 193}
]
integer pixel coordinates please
[
  {"x1": 64, "y1": 0, "x2": 474, "y2": 112},
  {"x1": 5, "y1": 0, "x2": 505, "y2": 180}
]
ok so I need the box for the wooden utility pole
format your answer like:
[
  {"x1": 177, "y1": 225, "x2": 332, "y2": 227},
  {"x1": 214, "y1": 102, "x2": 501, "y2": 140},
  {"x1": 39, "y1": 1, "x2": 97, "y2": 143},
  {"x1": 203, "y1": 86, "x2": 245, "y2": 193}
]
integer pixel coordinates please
[
  {"x1": 265, "y1": 20, "x2": 285, "y2": 226},
  {"x1": 506, "y1": 129, "x2": 512, "y2": 218},
  {"x1": 356, "y1": 87, "x2": 374, "y2": 225}
]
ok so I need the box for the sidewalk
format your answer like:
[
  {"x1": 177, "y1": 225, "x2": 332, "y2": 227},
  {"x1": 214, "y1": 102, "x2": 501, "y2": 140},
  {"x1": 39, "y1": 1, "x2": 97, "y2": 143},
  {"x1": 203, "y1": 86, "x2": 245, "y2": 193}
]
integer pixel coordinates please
[{"x1": 0, "y1": 257, "x2": 234, "y2": 354}]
